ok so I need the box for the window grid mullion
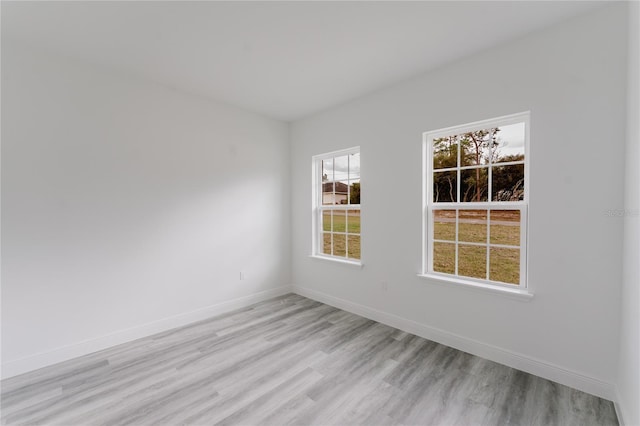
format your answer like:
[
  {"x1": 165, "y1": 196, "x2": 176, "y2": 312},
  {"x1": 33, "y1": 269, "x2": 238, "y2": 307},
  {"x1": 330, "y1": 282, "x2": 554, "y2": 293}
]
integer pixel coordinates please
[
  {"x1": 344, "y1": 210, "x2": 349, "y2": 259},
  {"x1": 520, "y1": 206, "x2": 527, "y2": 286},
  {"x1": 454, "y1": 208, "x2": 459, "y2": 276},
  {"x1": 460, "y1": 160, "x2": 525, "y2": 170},
  {"x1": 332, "y1": 158, "x2": 336, "y2": 206},
  {"x1": 330, "y1": 210, "x2": 334, "y2": 256},
  {"x1": 456, "y1": 137, "x2": 461, "y2": 203},
  {"x1": 486, "y1": 130, "x2": 493, "y2": 281},
  {"x1": 488, "y1": 243, "x2": 521, "y2": 249},
  {"x1": 456, "y1": 131, "x2": 461, "y2": 275},
  {"x1": 347, "y1": 154, "x2": 351, "y2": 206},
  {"x1": 488, "y1": 129, "x2": 493, "y2": 201},
  {"x1": 332, "y1": 157, "x2": 335, "y2": 257},
  {"x1": 432, "y1": 201, "x2": 526, "y2": 209},
  {"x1": 486, "y1": 210, "x2": 491, "y2": 281},
  {"x1": 318, "y1": 208, "x2": 322, "y2": 255},
  {"x1": 318, "y1": 164, "x2": 323, "y2": 255}
]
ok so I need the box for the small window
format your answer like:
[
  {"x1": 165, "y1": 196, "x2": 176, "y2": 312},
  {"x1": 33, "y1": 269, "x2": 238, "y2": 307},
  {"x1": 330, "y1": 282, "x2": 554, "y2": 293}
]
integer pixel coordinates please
[
  {"x1": 423, "y1": 113, "x2": 529, "y2": 290},
  {"x1": 312, "y1": 147, "x2": 361, "y2": 263}
]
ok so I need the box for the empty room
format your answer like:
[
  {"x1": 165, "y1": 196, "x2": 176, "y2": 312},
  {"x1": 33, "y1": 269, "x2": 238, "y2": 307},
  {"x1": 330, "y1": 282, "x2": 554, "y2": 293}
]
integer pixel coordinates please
[{"x1": 1, "y1": 1, "x2": 638, "y2": 425}]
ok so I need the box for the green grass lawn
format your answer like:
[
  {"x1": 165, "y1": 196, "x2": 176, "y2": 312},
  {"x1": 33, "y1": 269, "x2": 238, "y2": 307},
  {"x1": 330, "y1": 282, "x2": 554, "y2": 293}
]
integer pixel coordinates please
[
  {"x1": 433, "y1": 240, "x2": 520, "y2": 284},
  {"x1": 322, "y1": 211, "x2": 361, "y2": 259},
  {"x1": 434, "y1": 222, "x2": 520, "y2": 246},
  {"x1": 323, "y1": 233, "x2": 361, "y2": 260},
  {"x1": 322, "y1": 211, "x2": 360, "y2": 233},
  {"x1": 432, "y1": 210, "x2": 521, "y2": 284}
]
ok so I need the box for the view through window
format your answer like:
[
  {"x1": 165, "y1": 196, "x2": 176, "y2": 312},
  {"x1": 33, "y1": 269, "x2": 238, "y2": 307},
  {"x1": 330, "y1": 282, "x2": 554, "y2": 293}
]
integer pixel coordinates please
[
  {"x1": 424, "y1": 113, "x2": 528, "y2": 288},
  {"x1": 313, "y1": 147, "x2": 361, "y2": 262}
]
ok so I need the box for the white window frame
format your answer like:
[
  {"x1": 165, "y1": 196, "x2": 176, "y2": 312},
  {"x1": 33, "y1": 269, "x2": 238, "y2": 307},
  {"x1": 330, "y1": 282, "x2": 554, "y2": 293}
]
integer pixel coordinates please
[
  {"x1": 311, "y1": 146, "x2": 361, "y2": 266},
  {"x1": 421, "y1": 112, "x2": 530, "y2": 295}
]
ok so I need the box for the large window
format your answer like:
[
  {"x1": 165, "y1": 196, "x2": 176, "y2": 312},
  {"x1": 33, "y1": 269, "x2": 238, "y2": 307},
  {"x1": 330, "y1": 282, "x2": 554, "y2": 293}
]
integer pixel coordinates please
[
  {"x1": 312, "y1": 147, "x2": 361, "y2": 263},
  {"x1": 422, "y1": 113, "x2": 529, "y2": 289}
]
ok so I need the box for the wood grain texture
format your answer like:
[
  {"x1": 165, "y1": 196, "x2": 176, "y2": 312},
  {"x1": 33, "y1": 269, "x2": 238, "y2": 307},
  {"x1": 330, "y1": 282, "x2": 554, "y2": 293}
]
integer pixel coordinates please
[{"x1": 1, "y1": 294, "x2": 618, "y2": 425}]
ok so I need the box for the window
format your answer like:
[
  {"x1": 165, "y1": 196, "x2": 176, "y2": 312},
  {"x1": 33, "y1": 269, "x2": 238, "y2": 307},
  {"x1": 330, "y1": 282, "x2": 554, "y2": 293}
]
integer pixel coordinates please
[
  {"x1": 422, "y1": 113, "x2": 529, "y2": 290},
  {"x1": 312, "y1": 147, "x2": 361, "y2": 263}
]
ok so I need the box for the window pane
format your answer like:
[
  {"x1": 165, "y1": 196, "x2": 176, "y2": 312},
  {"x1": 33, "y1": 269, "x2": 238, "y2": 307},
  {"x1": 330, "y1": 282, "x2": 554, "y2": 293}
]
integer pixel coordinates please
[
  {"x1": 322, "y1": 233, "x2": 332, "y2": 255},
  {"x1": 460, "y1": 168, "x2": 488, "y2": 202},
  {"x1": 349, "y1": 152, "x2": 360, "y2": 180},
  {"x1": 458, "y1": 209, "x2": 487, "y2": 243},
  {"x1": 458, "y1": 244, "x2": 487, "y2": 279},
  {"x1": 332, "y1": 210, "x2": 347, "y2": 233},
  {"x1": 333, "y1": 181, "x2": 349, "y2": 205},
  {"x1": 322, "y1": 159, "x2": 334, "y2": 182},
  {"x1": 433, "y1": 171, "x2": 457, "y2": 202},
  {"x1": 433, "y1": 242, "x2": 455, "y2": 274},
  {"x1": 349, "y1": 179, "x2": 360, "y2": 205},
  {"x1": 322, "y1": 181, "x2": 334, "y2": 205},
  {"x1": 347, "y1": 209, "x2": 360, "y2": 234},
  {"x1": 492, "y1": 164, "x2": 525, "y2": 201},
  {"x1": 334, "y1": 155, "x2": 349, "y2": 181},
  {"x1": 493, "y1": 122, "x2": 525, "y2": 164},
  {"x1": 433, "y1": 136, "x2": 458, "y2": 170},
  {"x1": 322, "y1": 211, "x2": 331, "y2": 232},
  {"x1": 347, "y1": 235, "x2": 361, "y2": 260},
  {"x1": 490, "y1": 210, "x2": 520, "y2": 246},
  {"x1": 490, "y1": 247, "x2": 520, "y2": 285},
  {"x1": 333, "y1": 234, "x2": 347, "y2": 257},
  {"x1": 433, "y1": 210, "x2": 455, "y2": 241},
  {"x1": 460, "y1": 129, "x2": 495, "y2": 167}
]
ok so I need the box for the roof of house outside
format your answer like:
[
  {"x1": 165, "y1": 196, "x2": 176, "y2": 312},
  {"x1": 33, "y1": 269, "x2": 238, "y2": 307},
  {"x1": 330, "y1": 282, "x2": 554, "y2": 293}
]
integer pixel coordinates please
[{"x1": 322, "y1": 181, "x2": 349, "y2": 194}]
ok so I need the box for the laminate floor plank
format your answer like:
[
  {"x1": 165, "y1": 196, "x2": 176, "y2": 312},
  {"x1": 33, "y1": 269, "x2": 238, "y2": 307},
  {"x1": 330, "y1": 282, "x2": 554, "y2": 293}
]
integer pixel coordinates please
[
  {"x1": 215, "y1": 367, "x2": 324, "y2": 426},
  {"x1": 259, "y1": 393, "x2": 316, "y2": 426},
  {"x1": 177, "y1": 352, "x2": 324, "y2": 425},
  {"x1": 1, "y1": 294, "x2": 618, "y2": 426}
]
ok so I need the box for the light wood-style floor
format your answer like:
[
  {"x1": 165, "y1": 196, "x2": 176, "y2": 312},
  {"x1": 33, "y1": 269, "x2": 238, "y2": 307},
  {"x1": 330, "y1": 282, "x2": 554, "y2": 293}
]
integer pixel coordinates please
[{"x1": 1, "y1": 294, "x2": 618, "y2": 426}]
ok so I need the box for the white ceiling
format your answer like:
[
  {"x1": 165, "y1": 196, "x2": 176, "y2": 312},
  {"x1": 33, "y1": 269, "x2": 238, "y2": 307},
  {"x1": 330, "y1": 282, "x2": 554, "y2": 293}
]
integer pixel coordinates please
[{"x1": 2, "y1": 1, "x2": 609, "y2": 122}]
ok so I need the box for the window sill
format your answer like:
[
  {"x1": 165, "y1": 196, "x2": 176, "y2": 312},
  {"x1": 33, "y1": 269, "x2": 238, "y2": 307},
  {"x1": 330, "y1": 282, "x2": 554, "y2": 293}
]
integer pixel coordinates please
[
  {"x1": 417, "y1": 273, "x2": 534, "y2": 301},
  {"x1": 309, "y1": 255, "x2": 364, "y2": 268}
]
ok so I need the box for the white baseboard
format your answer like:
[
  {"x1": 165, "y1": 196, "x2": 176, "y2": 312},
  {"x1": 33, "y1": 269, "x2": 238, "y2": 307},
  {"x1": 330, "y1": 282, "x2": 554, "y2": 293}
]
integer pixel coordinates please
[
  {"x1": 293, "y1": 285, "x2": 616, "y2": 401},
  {"x1": 1, "y1": 285, "x2": 293, "y2": 380},
  {"x1": 614, "y1": 387, "x2": 631, "y2": 426},
  {"x1": 614, "y1": 402, "x2": 626, "y2": 426}
]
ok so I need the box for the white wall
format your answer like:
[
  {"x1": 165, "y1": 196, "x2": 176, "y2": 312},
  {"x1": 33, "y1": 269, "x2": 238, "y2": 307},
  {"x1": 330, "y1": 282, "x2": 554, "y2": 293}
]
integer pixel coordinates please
[
  {"x1": 617, "y1": 2, "x2": 640, "y2": 424},
  {"x1": 291, "y1": 5, "x2": 627, "y2": 399},
  {"x1": 1, "y1": 40, "x2": 291, "y2": 378}
]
